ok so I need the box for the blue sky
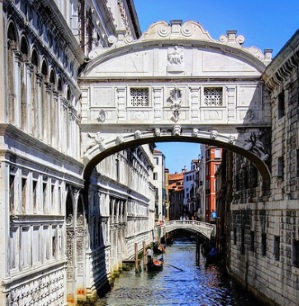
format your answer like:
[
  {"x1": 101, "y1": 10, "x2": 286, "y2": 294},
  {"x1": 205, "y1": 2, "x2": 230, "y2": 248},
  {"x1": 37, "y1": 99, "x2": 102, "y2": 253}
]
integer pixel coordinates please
[{"x1": 133, "y1": 0, "x2": 299, "y2": 173}]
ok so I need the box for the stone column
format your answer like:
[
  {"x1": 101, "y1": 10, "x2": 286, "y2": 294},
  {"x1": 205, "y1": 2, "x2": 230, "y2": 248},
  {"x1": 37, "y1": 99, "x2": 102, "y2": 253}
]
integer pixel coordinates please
[
  {"x1": 24, "y1": 62, "x2": 33, "y2": 133},
  {"x1": 14, "y1": 50, "x2": 22, "y2": 127},
  {"x1": 0, "y1": 0, "x2": 5, "y2": 123},
  {"x1": 36, "y1": 73, "x2": 43, "y2": 140}
]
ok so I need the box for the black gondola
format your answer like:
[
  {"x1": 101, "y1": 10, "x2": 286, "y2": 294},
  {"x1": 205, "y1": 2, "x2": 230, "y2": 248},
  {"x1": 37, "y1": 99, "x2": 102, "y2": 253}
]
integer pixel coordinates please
[{"x1": 147, "y1": 256, "x2": 164, "y2": 271}]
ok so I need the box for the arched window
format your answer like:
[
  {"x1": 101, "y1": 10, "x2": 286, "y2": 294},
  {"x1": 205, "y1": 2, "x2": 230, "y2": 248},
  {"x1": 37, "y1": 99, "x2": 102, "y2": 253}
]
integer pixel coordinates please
[
  {"x1": 57, "y1": 78, "x2": 63, "y2": 92},
  {"x1": 31, "y1": 48, "x2": 39, "y2": 136},
  {"x1": 20, "y1": 36, "x2": 29, "y2": 60},
  {"x1": 20, "y1": 36, "x2": 29, "y2": 129},
  {"x1": 41, "y1": 60, "x2": 48, "y2": 78},
  {"x1": 7, "y1": 23, "x2": 17, "y2": 49},
  {"x1": 67, "y1": 87, "x2": 71, "y2": 101},
  {"x1": 7, "y1": 23, "x2": 18, "y2": 123},
  {"x1": 31, "y1": 49, "x2": 38, "y2": 67},
  {"x1": 49, "y1": 69, "x2": 55, "y2": 86}
]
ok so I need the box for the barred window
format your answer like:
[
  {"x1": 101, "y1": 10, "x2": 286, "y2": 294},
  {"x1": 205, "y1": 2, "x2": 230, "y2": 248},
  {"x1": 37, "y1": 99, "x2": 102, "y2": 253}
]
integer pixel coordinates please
[
  {"x1": 204, "y1": 87, "x2": 223, "y2": 106},
  {"x1": 130, "y1": 88, "x2": 149, "y2": 106}
]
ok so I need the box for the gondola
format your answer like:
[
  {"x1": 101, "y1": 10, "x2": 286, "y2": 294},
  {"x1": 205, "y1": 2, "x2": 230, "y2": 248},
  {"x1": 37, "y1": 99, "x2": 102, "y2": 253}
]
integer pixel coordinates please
[{"x1": 147, "y1": 256, "x2": 164, "y2": 272}]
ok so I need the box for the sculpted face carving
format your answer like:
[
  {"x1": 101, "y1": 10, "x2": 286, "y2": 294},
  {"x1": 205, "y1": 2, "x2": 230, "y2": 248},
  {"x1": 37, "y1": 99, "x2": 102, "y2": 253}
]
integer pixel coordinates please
[
  {"x1": 154, "y1": 128, "x2": 161, "y2": 137},
  {"x1": 172, "y1": 125, "x2": 181, "y2": 136}
]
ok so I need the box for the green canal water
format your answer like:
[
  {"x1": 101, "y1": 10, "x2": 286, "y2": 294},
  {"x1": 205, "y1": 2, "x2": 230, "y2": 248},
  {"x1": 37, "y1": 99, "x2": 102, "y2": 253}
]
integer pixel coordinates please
[{"x1": 96, "y1": 239, "x2": 265, "y2": 306}]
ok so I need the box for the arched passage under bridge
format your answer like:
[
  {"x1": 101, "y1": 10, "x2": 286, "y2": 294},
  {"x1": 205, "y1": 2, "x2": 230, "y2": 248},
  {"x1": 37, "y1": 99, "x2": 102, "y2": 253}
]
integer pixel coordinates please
[
  {"x1": 82, "y1": 131, "x2": 271, "y2": 194},
  {"x1": 158, "y1": 220, "x2": 216, "y2": 240}
]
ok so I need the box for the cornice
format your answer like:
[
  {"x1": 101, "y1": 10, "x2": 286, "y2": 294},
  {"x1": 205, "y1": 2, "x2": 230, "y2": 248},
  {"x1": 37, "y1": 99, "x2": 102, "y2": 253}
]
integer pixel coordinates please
[
  {"x1": 31, "y1": 0, "x2": 85, "y2": 65},
  {"x1": 263, "y1": 29, "x2": 299, "y2": 89}
]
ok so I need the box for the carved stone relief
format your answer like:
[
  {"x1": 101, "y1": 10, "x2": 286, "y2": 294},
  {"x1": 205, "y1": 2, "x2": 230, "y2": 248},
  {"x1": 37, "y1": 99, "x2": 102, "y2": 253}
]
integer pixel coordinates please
[
  {"x1": 168, "y1": 88, "x2": 182, "y2": 122},
  {"x1": 167, "y1": 46, "x2": 184, "y2": 72},
  {"x1": 243, "y1": 132, "x2": 269, "y2": 161}
]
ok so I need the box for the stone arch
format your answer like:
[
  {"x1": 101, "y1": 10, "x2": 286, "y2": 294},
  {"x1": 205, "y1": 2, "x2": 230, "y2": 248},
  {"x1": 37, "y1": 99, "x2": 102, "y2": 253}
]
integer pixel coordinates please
[
  {"x1": 7, "y1": 21, "x2": 18, "y2": 49},
  {"x1": 57, "y1": 77, "x2": 63, "y2": 92},
  {"x1": 163, "y1": 226, "x2": 211, "y2": 240},
  {"x1": 49, "y1": 69, "x2": 56, "y2": 86},
  {"x1": 82, "y1": 130, "x2": 271, "y2": 193},
  {"x1": 6, "y1": 22, "x2": 18, "y2": 122},
  {"x1": 66, "y1": 86, "x2": 72, "y2": 101},
  {"x1": 65, "y1": 189, "x2": 74, "y2": 226},
  {"x1": 41, "y1": 59, "x2": 48, "y2": 78},
  {"x1": 20, "y1": 35, "x2": 29, "y2": 60},
  {"x1": 31, "y1": 48, "x2": 39, "y2": 67}
]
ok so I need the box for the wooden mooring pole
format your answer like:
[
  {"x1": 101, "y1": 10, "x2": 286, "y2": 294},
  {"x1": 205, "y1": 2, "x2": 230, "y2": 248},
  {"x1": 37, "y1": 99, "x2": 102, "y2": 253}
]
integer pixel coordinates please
[
  {"x1": 135, "y1": 243, "x2": 139, "y2": 273},
  {"x1": 143, "y1": 241, "x2": 146, "y2": 269}
]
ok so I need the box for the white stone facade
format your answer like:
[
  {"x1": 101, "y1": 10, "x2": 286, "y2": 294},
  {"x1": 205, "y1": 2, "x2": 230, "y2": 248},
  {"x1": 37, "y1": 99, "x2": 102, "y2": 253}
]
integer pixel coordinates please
[{"x1": 0, "y1": 1, "x2": 154, "y2": 305}]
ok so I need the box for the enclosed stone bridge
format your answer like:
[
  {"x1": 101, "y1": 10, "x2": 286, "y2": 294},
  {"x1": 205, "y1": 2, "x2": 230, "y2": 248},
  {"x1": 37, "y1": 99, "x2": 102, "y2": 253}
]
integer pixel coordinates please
[
  {"x1": 79, "y1": 20, "x2": 273, "y2": 189},
  {"x1": 158, "y1": 220, "x2": 216, "y2": 240}
]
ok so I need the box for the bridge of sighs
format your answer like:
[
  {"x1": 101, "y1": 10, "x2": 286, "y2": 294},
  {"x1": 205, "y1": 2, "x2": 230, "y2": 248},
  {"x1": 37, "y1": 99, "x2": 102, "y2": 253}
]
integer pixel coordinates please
[{"x1": 79, "y1": 20, "x2": 272, "y2": 191}]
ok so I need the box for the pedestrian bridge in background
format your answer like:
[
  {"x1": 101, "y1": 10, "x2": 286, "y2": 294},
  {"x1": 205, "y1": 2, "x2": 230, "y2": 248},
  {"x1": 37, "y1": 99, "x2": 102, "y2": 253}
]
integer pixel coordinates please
[{"x1": 158, "y1": 220, "x2": 216, "y2": 240}]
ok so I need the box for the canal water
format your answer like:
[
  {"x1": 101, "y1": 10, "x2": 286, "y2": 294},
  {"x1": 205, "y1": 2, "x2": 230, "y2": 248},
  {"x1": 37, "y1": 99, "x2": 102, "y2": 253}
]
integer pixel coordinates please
[{"x1": 96, "y1": 238, "x2": 263, "y2": 306}]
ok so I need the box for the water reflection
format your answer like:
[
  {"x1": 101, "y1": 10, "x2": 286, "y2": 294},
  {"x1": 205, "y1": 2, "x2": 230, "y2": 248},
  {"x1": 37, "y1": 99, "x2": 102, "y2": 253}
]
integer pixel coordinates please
[{"x1": 97, "y1": 239, "x2": 262, "y2": 306}]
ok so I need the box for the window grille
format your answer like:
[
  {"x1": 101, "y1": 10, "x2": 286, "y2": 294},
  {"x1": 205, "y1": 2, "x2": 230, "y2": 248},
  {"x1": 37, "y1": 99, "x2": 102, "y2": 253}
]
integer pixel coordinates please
[
  {"x1": 130, "y1": 88, "x2": 149, "y2": 106},
  {"x1": 204, "y1": 87, "x2": 223, "y2": 106}
]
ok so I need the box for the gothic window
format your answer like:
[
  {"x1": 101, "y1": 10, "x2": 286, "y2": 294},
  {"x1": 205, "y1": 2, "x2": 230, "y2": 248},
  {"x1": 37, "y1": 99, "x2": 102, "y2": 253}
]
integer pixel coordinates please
[
  {"x1": 7, "y1": 23, "x2": 17, "y2": 123},
  {"x1": 130, "y1": 88, "x2": 149, "y2": 106},
  {"x1": 203, "y1": 87, "x2": 223, "y2": 106},
  {"x1": 57, "y1": 78, "x2": 63, "y2": 92},
  {"x1": 66, "y1": 191, "x2": 73, "y2": 224},
  {"x1": 31, "y1": 49, "x2": 39, "y2": 136},
  {"x1": 20, "y1": 37, "x2": 29, "y2": 129},
  {"x1": 49, "y1": 70, "x2": 55, "y2": 87}
]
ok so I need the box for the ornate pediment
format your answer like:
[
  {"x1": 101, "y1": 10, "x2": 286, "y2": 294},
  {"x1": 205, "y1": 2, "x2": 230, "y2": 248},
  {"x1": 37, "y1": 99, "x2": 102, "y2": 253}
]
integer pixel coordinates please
[{"x1": 87, "y1": 20, "x2": 271, "y2": 66}]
